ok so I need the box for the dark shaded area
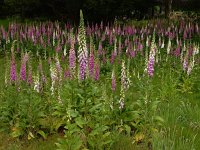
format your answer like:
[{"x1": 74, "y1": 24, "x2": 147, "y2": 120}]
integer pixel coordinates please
[{"x1": 0, "y1": 0, "x2": 199, "y2": 23}]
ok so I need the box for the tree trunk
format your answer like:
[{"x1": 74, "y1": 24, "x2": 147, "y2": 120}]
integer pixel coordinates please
[
  {"x1": 152, "y1": 6, "x2": 154, "y2": 18},
  {"x1": 165, "y1": 0, "x2": 173, "y2": 18}
]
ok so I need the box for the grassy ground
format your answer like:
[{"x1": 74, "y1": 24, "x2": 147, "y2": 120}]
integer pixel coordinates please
[{"x1": 0, "y1": 133, "x2": 58, "y2": 150}]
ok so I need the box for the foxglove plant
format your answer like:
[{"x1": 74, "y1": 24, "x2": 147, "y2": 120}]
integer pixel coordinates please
[
  {"x1": 119, "y1": 60, "x2": 126, "y2": 110},
  {"x1": 94, "y1": 61, "x2": 100, "y2": 81},
  {"x1": 39, "y1": 58, "x2": 46, "y2": 85},
  {"x1": 10, "y1": 41, "x2": 17, "y2": 84},
  {"x1": 119, "y1": 87, "x2": 125, "y2": 110},
  {"x1": 161, "y1": 38, "x2": 165, "y2": 48},
  {"x1": 187, "y1": 43, "x2": 199, "y2": 75},
  {"x1": 111, "y1": 68, "x2": 116, "y2": 92},
  {"x1": 78, "y1": 10, "x2": 88, "y2": 80},
  {"x1": 167, "y1": 37, "x2": 171, "y2": 55},
  {"x1": 119, "y1": 60, "x2": 130, "y2": 110},
  {"x1": 89, "y1": 36, "x2": 95, "y2": 77},
  {"x1": 181, "y1": 41, "x2": 186, "y2": 62},
  {"x1": 147, "y1": 32, "x2": 156, "y2": 77},
  {"x1": 98, "y1": 41, "x2": 103, "y2": 56},
  {"x1": 50, "y1": 61, "x2": 57, "y2": 96},
  {"x1": 20, "y1": 52, "x2": 28, "y2": 81},
  {"x1": 111, "y1": 38, "x2": 118, "y2": 63},
  {"x1": 183, "y1": 45, "x2": 189, "y2": 72},
  {"x1": 187, "y1": 56, "x2": 195, "y2": 75},
  {"x1": 144, "y1": 36, "x2": 149, "y2": 73},
  {"x1": 63, "y1": 44, "x2": 67, "y2": 57},
  {"x1": 27, "y1": 62, "x2": 33, "y2": 85},
  {"x1": 69, "y1": 30, "x2": 76, "y2": 76},
  {"x1": 121, "y1": 60, "x2": 129, "y2": 90},
  {"x1": 33, "y1": 71, "x2": 40, "y2": 93}
]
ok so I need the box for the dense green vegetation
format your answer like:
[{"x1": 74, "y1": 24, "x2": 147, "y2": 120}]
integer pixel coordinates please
[{"x1": 0, "y1": 10, "x2": 200, "y2": 149}]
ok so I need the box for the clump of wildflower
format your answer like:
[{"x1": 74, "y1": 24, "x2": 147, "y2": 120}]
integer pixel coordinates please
[
  {"x1": 69, "y1": 29, "x2": 76, "y2": 76},
  {"x1": 98, "y1": 41, "x2": 103, "y2": 56},
  {"x1": 38, "y1": 58, "x2": 46, "y2": 90},
  {"x1": 27, "y1": 62, "x2": 33, "y2": 85},
  {"x1": 121, "y1": 60, "x2": 128, "y2": 90},
  {"x1": 186, "y1": 43, "x2": 199, "y2": 75},
  {"x1": 144, "y1": 41, "x2": 149, "y2": 73},
  {"x1": 33, "y1": 71, "x2": 40, "y2": 93},
  {"x1": 147, "y1": 32, "x2": 156, "y2": 77},
  {"x1": 89, "y1": 36, "x2": 95, "y2": 77},
  {"x1": 111, "y1": 68, "x2": 116, "y2": 92},
  {"x1": 167, "y1": 37, "x2": 171, "y2": 55},
  {"x1": 119, "y1": 87, "x2": 125, "y2": 110},
  {"x1": 183, "y1": 50, "x2": 189, "y2": 72},
  {"x1": 20, "y1": 52, "x2": 28, "y2": 81},
  {"x1": 10, "y1": 41, "x2": 17, "y2": 84},
  {"x1": 119, "y1": 60, "x2": 130, "y2": 110},
  {"x1": 63, "y1": 44, "x2": 67, "y2": 57},
  {"x1": 187, "y1": 56, "x2": 195, "y2": 75},
  {"x1": 181, "y1": 41, "x2": 186, "y2": 63},
  {"x1": 50, "y1": 61, "x2": 58, "y2": 96},
  {"x1": 78, "y1": 10, "x2": 88, "y2": 80}
]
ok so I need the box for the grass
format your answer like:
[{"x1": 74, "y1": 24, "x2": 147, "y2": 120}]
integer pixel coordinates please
[
  {"x1": 0, "y1": 133, "x2": 58, "y2": 150},
  {"x1": 0, "y1": 19, "x2": 10, "y2": 27}
]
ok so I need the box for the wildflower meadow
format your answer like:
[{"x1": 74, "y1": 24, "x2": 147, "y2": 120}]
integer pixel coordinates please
[{"x1": 0, "y1": 10, "x2": 200, "y2": 150}]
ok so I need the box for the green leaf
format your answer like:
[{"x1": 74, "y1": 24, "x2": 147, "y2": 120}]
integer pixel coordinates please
[
  {"x1": 28, "y1": 131, "x2": 35, "y2": 140},
  {"x1": 37, "y1": 130, "x2": 47, "y2": 139},
  {"x1": 154, "y1": 116, "x2": 164, "y2": 125},
  {"x1": 75, "y1": 117, "x2": 86, "y2": 128},
  {"x1": 68, "y1": 109, "x2": 79, "y2": 118},
  {"x1": 103, "y1": 132, "x2": 111, "y2": 139},
  {"x1": 124, "y1": 124, "x2": 131, "y2": 136},
  {"x1": 11, "y1": 128, "x2": 23, "y2": 138}
]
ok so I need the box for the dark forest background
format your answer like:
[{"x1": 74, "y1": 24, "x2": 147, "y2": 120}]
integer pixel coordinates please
[{"x1": 0, "y1": 0, "x2": 199, "y2": 23}]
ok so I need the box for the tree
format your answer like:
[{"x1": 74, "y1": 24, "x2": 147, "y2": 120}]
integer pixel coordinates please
[{"x1": 164, "y1": 0, "x2": 173, "y2": 18}]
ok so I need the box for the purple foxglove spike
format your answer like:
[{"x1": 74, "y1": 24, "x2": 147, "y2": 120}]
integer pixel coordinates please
[
  {"x1": 64, "y1": 69, "x2": 71, "y2": 79},
  {"x1": 110, "y1": 52, "x2": 116, "y2": 64},
  {"x1": 174, "y1": 45, "x2": 181, "y2": 57},
  {"x1": 20, "y1": 61, "x2": 27, "y2": 82},
  {"x1": 94, "y1": 62, "x2": 100, "y2": 81},
  {"x1": 183, "y1": 57, "x2": 188, "y2": 71},
  {"x1": 138, "y1": 43, "x2": 143, "y2": 51},
  {"x1": 55, "y1": 44, "x2": 61, "y2": 53},
  {"x1": 27, "y1": 65, "x2": 33, "y2": 85},
  {"x1": 129, "y1": 50, "x2": 136, "y2": 58},
  {"x1": 89, "y1": 51, "x2": 95, "y2": 77},
  {"x1": 102, "y1": 51, "x2": 107, "y2": 64},
  {"x1": 79, "y1": 59, "x2": 87, "y2": 80},
  {"x1": 69, "y1": 39, "x2": 76, "y2": 71}
]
